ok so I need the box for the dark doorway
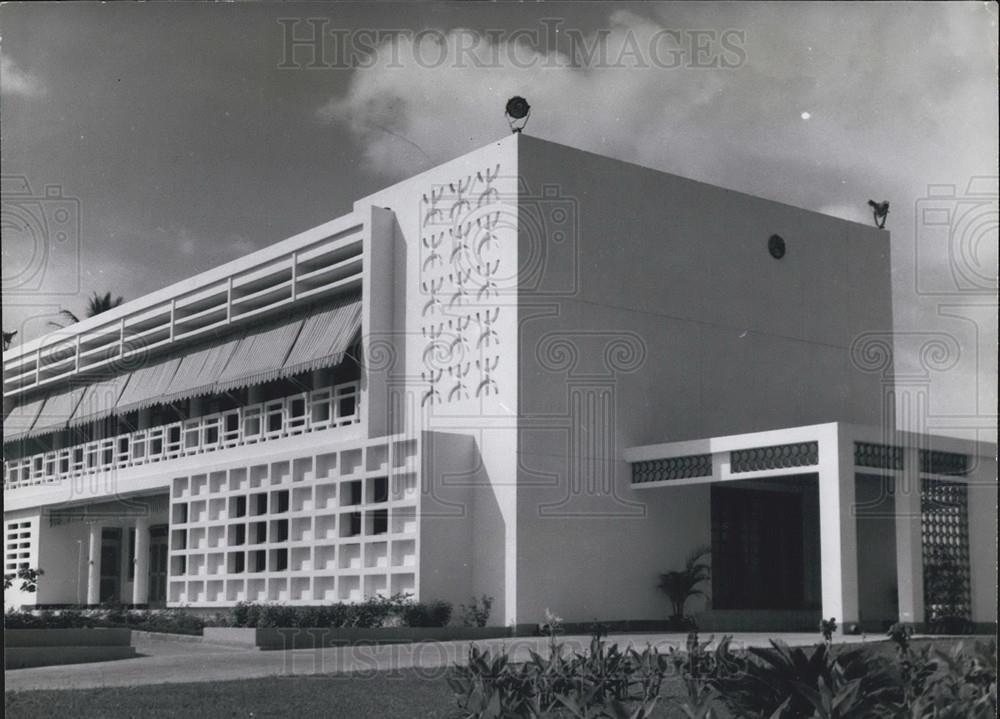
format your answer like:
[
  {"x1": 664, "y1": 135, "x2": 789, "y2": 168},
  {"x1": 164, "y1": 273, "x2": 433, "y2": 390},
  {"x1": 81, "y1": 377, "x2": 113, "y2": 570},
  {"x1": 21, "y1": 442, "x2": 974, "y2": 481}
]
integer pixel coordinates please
[
  {"x1": 149, "y1": 525, "x2": 169, "y2": 605},
  {"x1": 711, "y1": 478, "x2": 820, "y2": 610},
  {"x1": 99, "y1": 528, "x2": 123, "y2": 603}
]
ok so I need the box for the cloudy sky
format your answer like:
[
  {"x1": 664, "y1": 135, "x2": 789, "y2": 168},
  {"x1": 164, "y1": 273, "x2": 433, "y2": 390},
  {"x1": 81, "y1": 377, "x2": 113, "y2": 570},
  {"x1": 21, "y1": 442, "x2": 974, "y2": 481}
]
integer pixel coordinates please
[{"x1": 1, "y1": 2, "x2": 996, "y2": 437}]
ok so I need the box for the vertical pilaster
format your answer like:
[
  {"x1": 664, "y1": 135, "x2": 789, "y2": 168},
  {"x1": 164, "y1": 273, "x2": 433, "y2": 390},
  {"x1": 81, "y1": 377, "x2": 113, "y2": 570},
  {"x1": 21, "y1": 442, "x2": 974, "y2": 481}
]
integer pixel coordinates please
[
  {"x1": 818, "y1": 424, "x2": 859, "y2": 629},
  {"x1": 86, "y1": 523, "x2": 102, "y2": 606},
  {"x1": 895, "y1": 445, "x2": 924, "y2": 625},
  {"x1": 132, "y1": 517, "x2": 150, "y2": 605}
]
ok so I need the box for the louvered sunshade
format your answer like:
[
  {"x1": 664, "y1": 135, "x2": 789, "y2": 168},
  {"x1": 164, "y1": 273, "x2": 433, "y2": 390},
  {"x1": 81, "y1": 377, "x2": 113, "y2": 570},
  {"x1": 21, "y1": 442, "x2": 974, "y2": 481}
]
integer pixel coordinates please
[
  {"x1": 68, "y1": 374, "x2": 132, "y2": 428},
  {"x1": 158, "y1": 338, "x2": 240, "y2": 406},
  {"x1": 24, "y1": 384, "x2": 87, "y2": 439},
  {"x1": 281, "y1": 296, "x2": 362, "y2": 376},
  {"x1": 114, "y1": 357, "x2": 182, "y2": 415},
  {"x1": 2, "y1": 395, "x2": 46, "y2": 444},
  {"x1": 4, "y1": 294, "x2": 363, "y2": 435},
  {"x1": 214, "y1": 319, "x2": 304, "y2": 394}
]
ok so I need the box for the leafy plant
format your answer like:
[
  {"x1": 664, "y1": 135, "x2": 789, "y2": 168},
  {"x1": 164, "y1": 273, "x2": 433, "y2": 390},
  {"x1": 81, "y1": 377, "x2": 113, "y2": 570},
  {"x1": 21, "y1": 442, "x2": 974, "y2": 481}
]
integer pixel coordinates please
[
  {"x1": 657, "y1": 546, "x2": 711, "y2": 629},
  {"x1": 819, "y1": 617, "x2": 838, "y2": 644},
  {"x1": 3, "y1": 566, "x2": 44, "y2": 593},
  {"x1": 668, "y1": 633, "x2": 740, "y2": 719},
  {"x1": 448, "y1": 629, "x2": 670, "y2": 718},
  {"x1": 460, "y1": 594, "x2": 495, "y2": 627},
  {"x1": 710, "y1": 639, "x2": 898, "y2": 719},
  {"x1": 908, "y1": 640, "x2": 997, "y2": 719}
]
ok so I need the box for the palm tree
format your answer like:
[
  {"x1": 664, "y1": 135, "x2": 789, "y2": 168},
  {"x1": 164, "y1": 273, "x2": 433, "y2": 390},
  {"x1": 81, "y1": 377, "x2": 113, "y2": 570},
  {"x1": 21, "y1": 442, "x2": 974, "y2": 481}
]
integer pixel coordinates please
[
  {"x1": 657, "y1": 545, "x2": 712, "y2": 626},
  {"x1": 49, "y1": 291, "x2": 125, "y2": 327}
]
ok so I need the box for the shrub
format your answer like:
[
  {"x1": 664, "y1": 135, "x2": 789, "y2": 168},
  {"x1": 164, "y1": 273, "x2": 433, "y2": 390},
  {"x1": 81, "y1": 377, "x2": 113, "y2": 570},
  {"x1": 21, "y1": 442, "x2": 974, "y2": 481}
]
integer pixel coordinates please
[
  {"x1": 403, "y1": 599, "x2": 453, "y2": 628},
  {"x1": 460, "y1": 594, "x2": 494, "y2": 627},
  {"x1": 225, "y1": 596, "x2": 453, "y2": 629},
  {"x1": 3, "y1": 607, "x2": 207, "y2": 635}
]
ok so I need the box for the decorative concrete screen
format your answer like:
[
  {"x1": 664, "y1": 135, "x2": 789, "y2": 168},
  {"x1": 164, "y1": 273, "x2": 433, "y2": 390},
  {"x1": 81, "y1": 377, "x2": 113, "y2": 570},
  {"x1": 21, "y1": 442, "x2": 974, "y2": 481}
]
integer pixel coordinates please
[
  {"x1": 5, "y1": 518, "x2": 34, "y2": 574},
  {"x1": 920, "y1": 478, "x2": 972, "y2": 620},
  {"x1": 167, "y1": 436, "x2": 421, "y2": 606},
  {"x1": 854, "y1": 442, "x2": 904, "y2": 470},
  {"x1": 730, "y1": 442, "x2": 818, "y2": 473},
  {"x1": 631, "y1": 455, "x2": 712, "y2": 484},
  {"x1": 920, "y1": 450, "x2": 969, "y2": 477}
]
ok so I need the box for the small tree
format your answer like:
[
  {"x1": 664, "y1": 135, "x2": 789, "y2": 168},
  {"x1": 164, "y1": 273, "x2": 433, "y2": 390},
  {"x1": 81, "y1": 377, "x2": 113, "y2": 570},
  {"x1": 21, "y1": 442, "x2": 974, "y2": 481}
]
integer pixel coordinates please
[
  {"x1": 657, "y1": 546, "x2": 711, "y2": 628},
  {"x1": 3, "y1": 566, "x2": 44, "y2": 593}
]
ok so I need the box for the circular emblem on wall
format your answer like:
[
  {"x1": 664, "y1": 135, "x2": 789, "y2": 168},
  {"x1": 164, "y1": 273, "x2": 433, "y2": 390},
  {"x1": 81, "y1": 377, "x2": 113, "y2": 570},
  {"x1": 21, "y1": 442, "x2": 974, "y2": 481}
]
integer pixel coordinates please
[{"x1": 768, "y1": 234, "x2": 786, "y2": 259}]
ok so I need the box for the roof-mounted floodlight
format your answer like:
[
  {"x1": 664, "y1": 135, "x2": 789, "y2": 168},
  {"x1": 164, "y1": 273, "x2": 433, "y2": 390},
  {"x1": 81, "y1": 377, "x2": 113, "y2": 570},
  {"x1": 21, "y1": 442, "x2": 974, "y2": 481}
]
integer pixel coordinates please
[{"x1": 505, "y1": 96, "x2": 531, "y2": 134}]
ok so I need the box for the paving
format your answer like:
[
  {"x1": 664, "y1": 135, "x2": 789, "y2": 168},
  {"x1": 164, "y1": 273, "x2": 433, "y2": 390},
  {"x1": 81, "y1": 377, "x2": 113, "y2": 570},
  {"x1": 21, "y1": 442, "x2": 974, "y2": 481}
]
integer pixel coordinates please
[{"x1": 4, "y1": 631, "x2": 882, "y2": 693}]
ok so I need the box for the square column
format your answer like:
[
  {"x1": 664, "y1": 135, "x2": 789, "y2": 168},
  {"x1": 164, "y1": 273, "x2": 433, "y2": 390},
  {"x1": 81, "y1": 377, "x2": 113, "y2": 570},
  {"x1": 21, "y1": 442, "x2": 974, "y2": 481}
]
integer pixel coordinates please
[
  {"x1": 967, "y1": 452, "x2": 998, "y2": 626},
  {"x1": 894, "y1": 446, "x2": 924, "y2": 625},
  {"x1": 86, "y1": 523, "x2": 102, "y2": 606},
  {"x1": 817, "y1": 426, "x2": 859, "y2": 628},
  {"x1": 132, "y1": 517, "x2": 150, "y2": 606}
]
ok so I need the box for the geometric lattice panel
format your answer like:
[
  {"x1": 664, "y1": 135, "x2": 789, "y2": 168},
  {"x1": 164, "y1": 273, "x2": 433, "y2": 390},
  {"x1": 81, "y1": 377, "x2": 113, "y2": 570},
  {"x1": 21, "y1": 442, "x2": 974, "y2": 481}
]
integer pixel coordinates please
[
  {"x1": 920, "y1": 450, "x2": 969, "y2": 476},
  {"x1": 920, "y1": 479, "x2": 972, "y2": 621},
  {"x1": 730, "y1": 442, "x2": 819, "y2": 473},
  {"x1": 4, "y1": 519, "x2": 34, "y2": 574},
  {"x1": 632, "y1": 455, "x2": 712, "y2": 484},
  {"x1": 854, "y1": 442, "x2": 904, "y2": 470}
]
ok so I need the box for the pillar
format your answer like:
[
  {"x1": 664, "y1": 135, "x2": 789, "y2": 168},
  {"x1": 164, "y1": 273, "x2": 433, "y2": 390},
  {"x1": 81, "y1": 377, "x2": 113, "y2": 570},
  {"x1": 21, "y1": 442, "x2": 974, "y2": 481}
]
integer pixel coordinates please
[
  {"x1": 894, "y1": 446, "x2": 924, "y2": 626},
  {"x1": 86, "y1": 523, "x2": 102, "y2": 606},
  {"x1": 132, "y1": 517, "x2": 150, "y2": 606},
  {"x1": 967, "y1": 452, "x2": 998, "y2": 626},
  {"x1": 817, "y1": 426, "x2": 859, "y2": 629}
]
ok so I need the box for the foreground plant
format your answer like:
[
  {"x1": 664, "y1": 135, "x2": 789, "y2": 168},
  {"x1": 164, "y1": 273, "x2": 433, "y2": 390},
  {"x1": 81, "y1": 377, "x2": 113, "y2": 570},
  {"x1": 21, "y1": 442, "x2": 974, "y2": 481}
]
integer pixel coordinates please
[
  {"x1": 657, "y1": 546, "x2": 711, "y2": 630},
  {"x1": 448, "y1": 630, "x2": 669, "y2": 718}
]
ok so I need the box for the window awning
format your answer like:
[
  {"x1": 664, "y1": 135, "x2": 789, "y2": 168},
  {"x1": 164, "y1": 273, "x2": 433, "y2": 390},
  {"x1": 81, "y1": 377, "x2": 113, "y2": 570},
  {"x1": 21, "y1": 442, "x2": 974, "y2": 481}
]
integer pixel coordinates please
[
  {"x1": 159, "y1": 337, "x2": 240, "y2": 406},
  {"x1": 214, "y1": 319, "x2": 304, "y2": 394},
  {"x1": 2, "y1": 395, "x2": 46, "y2": 444},
  {"x1": 281, "y1": 296, "x2": 362, "y2": 376},
  {"x1": 115, "y1": 357, "x2": 182, "y2": 415},
  {"x1": 68, "y1": 374, "x2": 132, "y2": 428},
  {"x1": 25, "y1": 385, "x2": 87, "y2": 439}
]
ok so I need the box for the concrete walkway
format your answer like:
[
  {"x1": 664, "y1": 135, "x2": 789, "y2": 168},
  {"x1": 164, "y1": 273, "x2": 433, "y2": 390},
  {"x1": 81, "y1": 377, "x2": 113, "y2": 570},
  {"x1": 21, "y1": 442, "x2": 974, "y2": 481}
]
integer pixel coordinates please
[{"x1": 5, "y1": 631, "x2": 879, "y2": 693}]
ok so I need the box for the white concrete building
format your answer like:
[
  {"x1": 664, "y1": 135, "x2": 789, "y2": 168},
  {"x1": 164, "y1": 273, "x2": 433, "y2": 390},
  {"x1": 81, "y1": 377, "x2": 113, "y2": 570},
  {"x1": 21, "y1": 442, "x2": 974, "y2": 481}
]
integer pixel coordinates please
[{"x1": 3, "y1": 135, "x2": 996, "y2": 632}]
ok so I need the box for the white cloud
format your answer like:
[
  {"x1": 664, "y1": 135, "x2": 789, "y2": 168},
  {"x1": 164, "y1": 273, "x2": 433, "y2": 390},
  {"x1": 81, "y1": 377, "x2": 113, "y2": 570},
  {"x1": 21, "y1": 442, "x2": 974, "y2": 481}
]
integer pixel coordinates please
[
  {"x1": 1, "y1": 53, "x2": 46, "y2": 97},
  {"x1": 320, "y1": 6, "x2": 997, "y2": 435},
  {"x1": 320, "y1": 6, "x2": 996, "y2": 209}
]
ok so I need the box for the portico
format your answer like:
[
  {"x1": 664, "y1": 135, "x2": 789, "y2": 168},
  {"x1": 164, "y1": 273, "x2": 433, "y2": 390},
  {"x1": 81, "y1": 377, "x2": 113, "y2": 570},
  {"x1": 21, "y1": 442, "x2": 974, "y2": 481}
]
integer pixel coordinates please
[
  {"x1": 4, "y1": 494, "x2": 170, "y2": 608},
  {"x1": 625, "y1": 422, "x2": 997, "y2": 632}
]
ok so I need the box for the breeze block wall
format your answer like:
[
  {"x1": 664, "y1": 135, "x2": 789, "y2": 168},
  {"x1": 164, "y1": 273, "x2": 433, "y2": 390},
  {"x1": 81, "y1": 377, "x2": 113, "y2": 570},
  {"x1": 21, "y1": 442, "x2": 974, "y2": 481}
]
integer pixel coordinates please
[{"x1": 164, "y1": 431, "x2": 475, "y2": 609}]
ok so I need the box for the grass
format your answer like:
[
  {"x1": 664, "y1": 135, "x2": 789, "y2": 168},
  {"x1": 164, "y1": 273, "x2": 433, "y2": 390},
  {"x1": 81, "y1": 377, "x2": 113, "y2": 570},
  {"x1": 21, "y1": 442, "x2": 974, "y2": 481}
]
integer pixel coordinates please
[
  {"x1": 4, "y1": 638, "x2": 987, "y2": 719},
  {"x1": 4, "y1": 669, "x2": 689, "y2": 719},
  {"x1": 5, "y1": 670, "x2": 461, "y2": 719}
]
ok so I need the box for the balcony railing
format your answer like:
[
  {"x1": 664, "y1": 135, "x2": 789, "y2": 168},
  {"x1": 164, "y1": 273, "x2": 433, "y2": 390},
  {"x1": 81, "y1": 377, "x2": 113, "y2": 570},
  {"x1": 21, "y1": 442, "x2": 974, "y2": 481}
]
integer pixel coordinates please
[{"x1": 3, "y1": 382, "x2": 360, "y2": 490}]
